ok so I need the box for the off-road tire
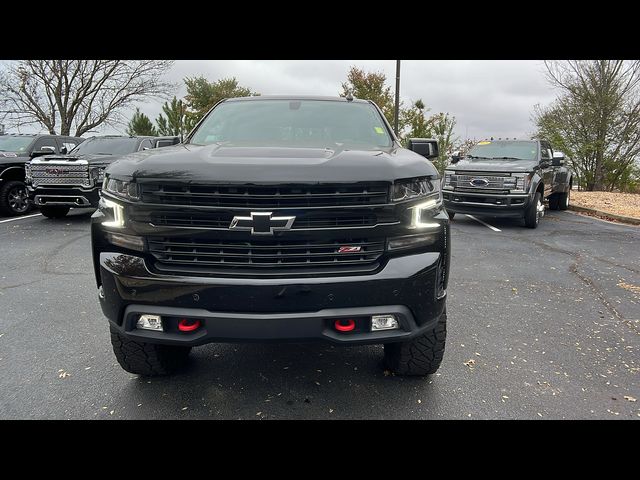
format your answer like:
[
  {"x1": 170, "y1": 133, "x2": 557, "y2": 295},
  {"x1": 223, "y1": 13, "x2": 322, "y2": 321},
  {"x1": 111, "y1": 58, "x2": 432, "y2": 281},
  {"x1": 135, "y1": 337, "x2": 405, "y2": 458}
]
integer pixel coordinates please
[
  {"x1": 40, "y1": 206, "x2": 70, "y2": 219},
  {"x1": 524, "y1": 192, "x2": 543, "y2": 228},
  {"x1": 110, "y1": 325, "x2": 192, "y2": 376},
  {"x1": 548, "y1": 194, "x2": 560, "y2": 210},
  {"x1": 557, "y1": 190, "x2": 569, "y2": 210},
  {"x1": 0, "y1": 180, "x2": 31, "y2": 216},
  {"x1": 384, "y1": 310, "x2": 447, "y2": 376}
]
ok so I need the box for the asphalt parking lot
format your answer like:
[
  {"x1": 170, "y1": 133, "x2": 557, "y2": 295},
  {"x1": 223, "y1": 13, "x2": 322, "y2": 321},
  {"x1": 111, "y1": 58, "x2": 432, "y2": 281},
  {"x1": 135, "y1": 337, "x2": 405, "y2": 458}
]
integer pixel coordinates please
[{"x1": 0, "y1": 209, "x2": 638, "y2": 419}]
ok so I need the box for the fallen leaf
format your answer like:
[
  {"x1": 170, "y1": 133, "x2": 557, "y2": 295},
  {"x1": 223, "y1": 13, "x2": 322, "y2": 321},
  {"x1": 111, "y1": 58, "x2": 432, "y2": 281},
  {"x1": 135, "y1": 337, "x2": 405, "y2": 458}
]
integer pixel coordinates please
[
  {"x1": 58, "y1": 371, "x2": 70, "y2": 379},
  {"x1": 181, "y1": 407, "x2": 188, "y2": 411},
  {"x1": 464, "y1": 359, "x2": 476, "y2": 368},
  {"x1": 109, "y1": 410, "x2": 114, "y2": 415},
  {"x1": 329, "y1": 409, "x2": 334, "y2": 413},
  {"x1": 537, "y1": 412, "x2": 543, "y2": 417},
  {"x1": 474, "y1": 352, "x2": 481, "y2": 357},
  {"x1": 512, "y1": 287, "x2": 518, "y2": 293},
  {"x1": 417, "y1": 399, "x2": 422, "y2": 404},
  {"x1": 624, "y1": 395, "x2": 637, "y2": 402},
  {"x1": 315, "y1": 381, "x2": 321, "y2": 386},
  {"x1": 137, "y1": 404, "x2": 142, "y2": 407},
  {"x1": 84, "y1": 367, "x2": 91, "y2": 370},
  {"x1": 256, "y1": 412, "x2": 262, "y2": 416}
]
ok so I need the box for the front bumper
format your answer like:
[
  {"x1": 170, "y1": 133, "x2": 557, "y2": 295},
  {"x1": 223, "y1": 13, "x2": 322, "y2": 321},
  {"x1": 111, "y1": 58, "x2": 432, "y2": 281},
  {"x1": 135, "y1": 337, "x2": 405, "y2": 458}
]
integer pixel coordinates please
[
  {"x1": 98, "y1": 250, "x2": 447, "y2": 346},
  {"x1": 443, "y1": 190, "x2": 530, "y2": 218},
  {"x1": 28, "y1": 186, "x2": 100, "y2": 208}
]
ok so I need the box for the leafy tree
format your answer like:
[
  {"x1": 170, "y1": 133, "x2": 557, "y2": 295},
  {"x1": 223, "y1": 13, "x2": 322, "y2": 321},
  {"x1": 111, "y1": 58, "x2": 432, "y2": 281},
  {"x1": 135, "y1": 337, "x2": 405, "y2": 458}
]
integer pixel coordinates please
[
  {"x1": 126, "y1": 108, "x2": 157, "y2": 136},
  {"x1": 340, "y1": 66, "x2": 399, "y2": 128},
  {"x1": 533, "y1": 60, "x2": 640, "y2": 191},
  {"x1": 0, "y1": 60, "x2": 174, "y2": 136},
  {"x1": 425, "y1": 112, "x2": 458, "y2": 174},
  {"x1": 183, "y1": 76, "x2": 257, "y2": 128},
  {"x1": 401, "y1": 99, "x2": 431, "y2": 139},
  {"x1": 156, "y1": 96, "x2": 185, "y2": 137}
]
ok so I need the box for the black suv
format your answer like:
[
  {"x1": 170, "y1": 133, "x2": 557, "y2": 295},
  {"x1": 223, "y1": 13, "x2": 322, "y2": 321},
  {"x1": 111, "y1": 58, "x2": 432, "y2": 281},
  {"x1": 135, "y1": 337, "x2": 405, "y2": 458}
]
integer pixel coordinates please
[
  {"x1": 92, "y1": 96, "x2": 450, "y2": 376},
  {"x1": 0, "y1": 133, "x2": 84, "y2": 215},
  {"x1": 26, "y1": 135, "x2": 180, "y2": 218},
  {"x1": 443, "y1": 139, "x2": 573, "y2": 228}
]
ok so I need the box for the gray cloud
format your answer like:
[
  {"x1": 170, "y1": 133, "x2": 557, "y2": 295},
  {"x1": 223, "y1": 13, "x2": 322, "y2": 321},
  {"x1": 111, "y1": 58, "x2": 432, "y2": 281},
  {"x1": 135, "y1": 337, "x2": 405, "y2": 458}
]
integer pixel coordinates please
[{"x1": 8, "y1": 60, "x2": 558, "y2": 141}]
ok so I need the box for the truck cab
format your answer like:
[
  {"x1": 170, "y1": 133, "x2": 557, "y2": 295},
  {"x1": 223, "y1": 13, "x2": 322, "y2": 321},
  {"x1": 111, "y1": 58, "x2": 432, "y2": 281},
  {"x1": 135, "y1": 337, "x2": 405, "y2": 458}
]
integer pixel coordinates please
[{"x1": 442, "y1": 139, "x2": 573, "y2": 228}]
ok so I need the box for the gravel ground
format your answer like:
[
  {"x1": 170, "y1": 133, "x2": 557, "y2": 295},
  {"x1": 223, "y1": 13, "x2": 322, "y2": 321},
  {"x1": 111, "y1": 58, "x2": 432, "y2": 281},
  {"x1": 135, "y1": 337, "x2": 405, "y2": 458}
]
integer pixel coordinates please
[{"x1": 572, "y1": 191, "x2": 640, "y2": 219}]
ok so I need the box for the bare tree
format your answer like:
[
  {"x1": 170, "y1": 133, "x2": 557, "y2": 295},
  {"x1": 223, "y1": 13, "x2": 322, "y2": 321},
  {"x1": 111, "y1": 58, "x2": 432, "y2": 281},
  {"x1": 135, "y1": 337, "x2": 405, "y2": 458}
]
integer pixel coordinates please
[
  {"x1": 534, "y1": 60, "x2": 640, "y2": 191},
  {"x1": 0, "y1": 60, "x2": 175, "y2": 136}
]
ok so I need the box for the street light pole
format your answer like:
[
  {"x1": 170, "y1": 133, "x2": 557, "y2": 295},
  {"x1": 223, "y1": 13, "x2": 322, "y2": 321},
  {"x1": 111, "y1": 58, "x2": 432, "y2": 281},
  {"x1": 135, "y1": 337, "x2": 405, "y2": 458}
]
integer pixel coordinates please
[{"x1": 394, "y1": 60, "x2": 401, "y2": 136}]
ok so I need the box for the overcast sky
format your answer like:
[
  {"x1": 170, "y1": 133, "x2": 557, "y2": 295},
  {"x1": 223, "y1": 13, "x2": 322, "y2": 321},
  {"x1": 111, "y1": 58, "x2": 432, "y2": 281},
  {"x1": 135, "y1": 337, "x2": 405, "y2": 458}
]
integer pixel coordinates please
[{"x1": 6, "y1": 60, "x2": 559, "y2": 141}]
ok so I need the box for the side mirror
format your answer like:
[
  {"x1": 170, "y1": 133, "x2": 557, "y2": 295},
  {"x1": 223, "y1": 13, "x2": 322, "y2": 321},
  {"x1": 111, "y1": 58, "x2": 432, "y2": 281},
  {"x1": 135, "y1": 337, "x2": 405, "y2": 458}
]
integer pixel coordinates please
[
  {"x1": 406, "y1": 138, "x2": 439, "y2": 159},
  {"x1": 60, "y1": 146, "x2": 67, "y2": 155},
  {"x1": 451, "y1": 150, "x2": 461, "y2": 164},
  {"x1": 31, "y1": 148, "x2": 55, "y2": 158},
  {"x1": 552, "y1": 151, "x2": 565, "y2": 166}
]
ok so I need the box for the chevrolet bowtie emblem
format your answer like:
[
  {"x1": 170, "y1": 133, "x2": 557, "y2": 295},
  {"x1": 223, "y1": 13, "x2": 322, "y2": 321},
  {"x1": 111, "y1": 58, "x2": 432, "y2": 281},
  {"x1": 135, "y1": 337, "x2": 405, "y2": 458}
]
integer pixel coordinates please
[{"x1": 229, "y1": 212, "x2": 296, "y2": 235}]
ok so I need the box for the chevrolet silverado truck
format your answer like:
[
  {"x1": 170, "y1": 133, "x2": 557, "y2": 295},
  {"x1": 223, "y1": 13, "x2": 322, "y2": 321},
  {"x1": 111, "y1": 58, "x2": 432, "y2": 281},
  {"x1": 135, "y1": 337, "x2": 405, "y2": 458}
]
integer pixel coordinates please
[
  {"x1": 26, "y1": 135, "x2": 179, "y2": 218},
  {"x1": 92, "y1": 96, "x2": 450, "y2": 376},
  {"x1": 442, "y1": 139, "x2": 573, "y2": 228},
  {"x1": 0, "y1": 133, "x2": 84, "y2": 216}
]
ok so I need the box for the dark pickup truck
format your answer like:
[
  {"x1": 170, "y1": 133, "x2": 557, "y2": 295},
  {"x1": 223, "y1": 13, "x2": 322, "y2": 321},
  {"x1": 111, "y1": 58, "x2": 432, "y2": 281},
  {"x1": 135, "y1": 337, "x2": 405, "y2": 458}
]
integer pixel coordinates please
[
  {"x1": 442, "y1": 139, "x2": 573, "y2": 228},
  {"x1": 0, "y1": 133, "x2": 84, "y2": 216},
  {"x1": 26, "y1": 135, "x2": 179, "y2": 218},
  {"x1": 92, "y1": 95, "x2": 450, "y2": 377}
]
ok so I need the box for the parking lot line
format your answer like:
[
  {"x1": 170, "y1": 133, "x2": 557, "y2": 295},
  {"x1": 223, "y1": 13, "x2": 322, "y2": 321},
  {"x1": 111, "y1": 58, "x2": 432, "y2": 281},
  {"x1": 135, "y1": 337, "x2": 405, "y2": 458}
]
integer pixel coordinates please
[
  {"x1": 0, "y1": 213, "x2": 42, "y2": 224},
  {"x1": 465, "y1": 214, "x2": 502, "y2": 232}
]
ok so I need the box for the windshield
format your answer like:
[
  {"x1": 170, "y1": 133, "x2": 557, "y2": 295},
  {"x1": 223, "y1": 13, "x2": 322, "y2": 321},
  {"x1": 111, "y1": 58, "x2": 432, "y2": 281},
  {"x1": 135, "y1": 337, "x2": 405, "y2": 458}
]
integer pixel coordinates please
[
  {"x1": 0, "y1": 136, "x2": 34, "y2": 153},
  {"x1": 69, "y1": 137, "x2": 140, "y2": 155},
  {"x1": 467, "y1": 141, "x2": 538, "y2": 161},
  {"x1": 189, "y1": 99, "x2": 393, "y2": 150}
]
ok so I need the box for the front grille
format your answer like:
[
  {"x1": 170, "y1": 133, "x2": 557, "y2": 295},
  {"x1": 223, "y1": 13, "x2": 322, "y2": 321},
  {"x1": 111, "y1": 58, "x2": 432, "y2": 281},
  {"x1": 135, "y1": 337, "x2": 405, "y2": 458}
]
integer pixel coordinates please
[
  {"x1": 150, "y1": 211, "x2": 382, "y2": 229},
  {"x1": 31, "y1": 163, "x2": 90, "y2": 187},
  {"x1": 450, "y1": 174, "x2": 507, "y2": 190},
  {"x1": 148, "y1": 237, "x2": 385, "y2": 274},
  {"x1": 140, "y1": 182, "x2": 390, "y2": 208}
]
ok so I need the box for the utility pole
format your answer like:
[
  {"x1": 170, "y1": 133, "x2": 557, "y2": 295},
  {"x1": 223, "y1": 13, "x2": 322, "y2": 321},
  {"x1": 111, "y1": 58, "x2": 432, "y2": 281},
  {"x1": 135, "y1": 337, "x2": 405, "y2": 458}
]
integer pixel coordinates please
[{"x1": 394, "y1": 60, "x2": 401, "y2": 136}]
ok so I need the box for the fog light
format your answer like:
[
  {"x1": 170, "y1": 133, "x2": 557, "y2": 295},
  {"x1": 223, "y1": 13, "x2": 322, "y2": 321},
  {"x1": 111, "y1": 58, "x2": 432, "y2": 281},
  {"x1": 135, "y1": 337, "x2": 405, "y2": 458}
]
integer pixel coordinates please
[
  {"x1": 137, "y1": 314, "x2": 163, "y2": 331},
  {"x1": 371, "y1": 314, "x2": 399, "y2": 331},
  {"x1": 105, "y1": 232, "x2": 144, "y2": 251}
]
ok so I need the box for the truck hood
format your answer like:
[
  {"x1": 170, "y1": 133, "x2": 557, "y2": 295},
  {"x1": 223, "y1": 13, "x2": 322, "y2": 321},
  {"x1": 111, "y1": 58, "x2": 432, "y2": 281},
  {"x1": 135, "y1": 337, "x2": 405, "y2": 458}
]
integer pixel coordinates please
[
  {"x1": 449, "y1": 157, "x2": 538, "y2": 173},
  {"x1": 0, "y1": 154, "x2": 29, "y2": 166},
  {"x1": 105, "y1": 143, "x2": 439, "y2": 183}
]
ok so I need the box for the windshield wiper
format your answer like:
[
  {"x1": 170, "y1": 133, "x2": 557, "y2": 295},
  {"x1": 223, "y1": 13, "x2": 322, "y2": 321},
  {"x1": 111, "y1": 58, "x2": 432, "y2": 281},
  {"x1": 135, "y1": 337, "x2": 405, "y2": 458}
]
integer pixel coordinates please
[
  {"x1": 490, "y1": 156, "x2": 526, "y2": 161},
  {"x1": 467, "y1": 155, "x2": 491, "y2": 159}
]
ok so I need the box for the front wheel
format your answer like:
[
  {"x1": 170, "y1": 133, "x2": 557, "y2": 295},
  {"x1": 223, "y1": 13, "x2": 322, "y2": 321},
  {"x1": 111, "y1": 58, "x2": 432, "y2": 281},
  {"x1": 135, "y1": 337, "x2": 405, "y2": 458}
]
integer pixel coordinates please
[
  {"x1": 0, "y1": 180, "x2": 32, "y2": 216},
  {"x1": 110, "y1": 326, "x2": 192, "y2": 376},
  {"x1": 524, "y1": 192, "x2": 543, "y2": 228},
  {"x1": 384, "y1": 310, "x2": 447, "y2": 376},
  {"x1": 40, "y1": 206, "x2": 70, "y2": 219}
]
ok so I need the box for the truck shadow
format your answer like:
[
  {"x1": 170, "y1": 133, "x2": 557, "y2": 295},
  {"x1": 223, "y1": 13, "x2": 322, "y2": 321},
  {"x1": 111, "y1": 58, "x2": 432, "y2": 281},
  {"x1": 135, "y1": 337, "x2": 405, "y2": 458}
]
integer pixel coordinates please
[{"x1": 118, "y1": 342, "x2": 444, "y2": 419}]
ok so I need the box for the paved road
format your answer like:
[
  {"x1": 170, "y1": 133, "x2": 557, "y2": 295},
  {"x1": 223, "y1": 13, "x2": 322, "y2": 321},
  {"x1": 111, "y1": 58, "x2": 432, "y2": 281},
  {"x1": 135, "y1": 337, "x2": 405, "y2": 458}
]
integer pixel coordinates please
[{"x1": 0, "y1": 209, "x2": 638, "y2": 419}]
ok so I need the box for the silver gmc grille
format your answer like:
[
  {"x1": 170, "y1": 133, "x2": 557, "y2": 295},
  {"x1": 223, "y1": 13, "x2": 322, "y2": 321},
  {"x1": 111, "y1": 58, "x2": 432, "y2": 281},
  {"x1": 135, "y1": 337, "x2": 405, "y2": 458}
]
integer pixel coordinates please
[{"x1": 30, "y1": 162, "x2": 91, "y2": 187}]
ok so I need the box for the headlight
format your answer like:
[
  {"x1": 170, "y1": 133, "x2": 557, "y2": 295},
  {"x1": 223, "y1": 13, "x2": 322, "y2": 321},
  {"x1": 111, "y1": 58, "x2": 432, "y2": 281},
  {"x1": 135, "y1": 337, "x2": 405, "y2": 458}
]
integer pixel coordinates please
[
  {"x1": 103, "y1": 176, "x2": 139, "y2": 201},
  {"x1": 101, "y1": 197, "x2": 125, "y2": 228},
  {"x1": 91, "y1": 166, "x2": 106, "y2": 185},
  {"x1": 506, "y1": 173, "x2": 531, "y2": 192},
  {"x1": 443, "y1": 171, "x2": 454, "y2": 188},
  {"x1": 25, "y1": 163, "x2": 32, "y2": 183},
  {"x1": 392, "y1": 177, "x2": 439, "y2": 202}
]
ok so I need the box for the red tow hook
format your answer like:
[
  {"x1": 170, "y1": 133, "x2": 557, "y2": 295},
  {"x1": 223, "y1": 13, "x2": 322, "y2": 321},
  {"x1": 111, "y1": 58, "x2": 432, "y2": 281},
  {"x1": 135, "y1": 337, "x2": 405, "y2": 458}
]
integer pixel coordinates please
[
  {"x1": 334, "y1": 319, "x2": 356, "y2": 332},
  {"x1": 178, "y1": 318, "x2": 201, "y2": 332}
]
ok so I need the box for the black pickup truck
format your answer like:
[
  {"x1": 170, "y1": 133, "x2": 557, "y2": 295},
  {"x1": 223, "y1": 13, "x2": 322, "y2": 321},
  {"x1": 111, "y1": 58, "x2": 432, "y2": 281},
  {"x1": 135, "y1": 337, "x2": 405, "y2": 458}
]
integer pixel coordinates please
[
  {"x1": 442, "y1": 139, "x2": 573, "y2": 228},
  {"x1": 0, "y1": 133, "x2": 84, "y2": 215},
  {"x1": 92, "y1": 95, "x2": 450, "y2": 377},
  {"x1": 26, "y1": 135, "x2": 179, "y2": 218}
]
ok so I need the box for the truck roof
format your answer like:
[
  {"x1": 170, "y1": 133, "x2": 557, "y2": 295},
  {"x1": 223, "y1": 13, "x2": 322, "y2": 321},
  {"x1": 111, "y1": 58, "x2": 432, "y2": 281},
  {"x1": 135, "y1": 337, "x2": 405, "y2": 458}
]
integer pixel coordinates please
[{"x1": 225, "y1": 95, "x2": 370, "y2": 104}]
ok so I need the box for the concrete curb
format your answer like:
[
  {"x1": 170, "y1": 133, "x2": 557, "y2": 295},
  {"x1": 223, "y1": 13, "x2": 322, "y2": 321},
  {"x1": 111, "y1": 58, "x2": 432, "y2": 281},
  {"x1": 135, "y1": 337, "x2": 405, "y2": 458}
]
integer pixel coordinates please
[{"x1": 569, "y1": 204, "x2": 640, "y2": 225}]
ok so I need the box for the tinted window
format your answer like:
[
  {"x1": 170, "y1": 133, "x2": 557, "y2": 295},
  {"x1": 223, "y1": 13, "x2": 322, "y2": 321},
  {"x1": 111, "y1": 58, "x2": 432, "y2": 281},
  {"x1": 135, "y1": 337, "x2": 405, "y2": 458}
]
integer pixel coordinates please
[
  {"x1": 69, "y1": 137, "x2": 141, "y2": 155},
  {"x1": 33, "y1": 137, "x2": 58, "y2": 153},
  {"x1": 190, "y1": 99, "x2": 392, "y2": 150},
  {"x1": 0, "y1": 136, "x2": 34, "y2": 153},
  {"x1": 467, "y1": 141, "x2": 538, "y2": 161}
]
